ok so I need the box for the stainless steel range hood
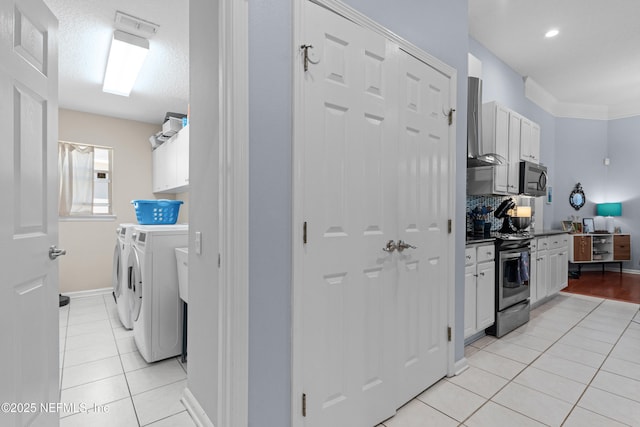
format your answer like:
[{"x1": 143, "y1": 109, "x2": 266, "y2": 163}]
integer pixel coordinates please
[{"x1": 467, "y1": 77, "x2": 505, "y2": 167}]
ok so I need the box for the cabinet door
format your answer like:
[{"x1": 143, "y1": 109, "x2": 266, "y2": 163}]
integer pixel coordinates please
[
  {"x1": 530, "y1": 249, "x2": 538, "y2": 303},
  {"x1": 548, "y1": 249, "x2": 562, "y2": 295},
  {"x1": 491, "y1": 104, "x2": 510, "y2": 194},
  {"x1": 558, "y1": 249, "x2": 568, "y2": 291},
  {"x1": 520, "y1": 118, "x2": 532, "y2": 161},
  {"x1": 530, "y1": 123, "x2": 540, "y2": 163},
  {"x1": 175, "y1": 126, "x2": 189, "y2": 188},
  {"x1": 476, "y1": 261, "x2": 495, "y2": 331},
  {"x1": 536, "y1": 251, "x2": 548, "y2": 301},
  {"x1": 464, "y1": 264, "x2": 477, "y2": 338},
  {"x1": 152, "y1": 143, "x2": 170, "y2": 192},
  {"x1": 573, "y1": 235, "x2": 592, "y2": 262},
  {"x1": 507, "y1": 113, "x2": 521, "y2": 194},
  {"x1": 613, "y1": 235, "x2": 631, "y2": 261}
]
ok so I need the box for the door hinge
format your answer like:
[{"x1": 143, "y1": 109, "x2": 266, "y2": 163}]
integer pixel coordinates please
[
  {"x1": 303, "y1": 221, "x2": 308, "y2": 245},
  {"x1": 448, "y1": 219, "x2": 452, "y2": 234},
  {"x1": 218, "y1": 253, "x2": 221, "y2": 268},
  {"x1": 447, "y1": 326, "x2": 452, "y2": 342},
  {"x1": 302, "y1": 393, "x2": 307, "y2": 417},
  {"x1": 447, "y1": 108, "x2": 455, "y2": 126}
]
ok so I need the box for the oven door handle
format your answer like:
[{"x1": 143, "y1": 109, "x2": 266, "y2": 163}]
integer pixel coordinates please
[{"x1": 501, "y1": 253, "x2": 524, "y2": 260}]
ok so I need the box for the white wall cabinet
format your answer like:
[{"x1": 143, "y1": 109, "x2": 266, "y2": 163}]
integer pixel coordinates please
[
  {"x1": 469, "y1": 101, "x2": 533, "y2": 195},
  {"x1": 464, "y1": 243, "x2": 495, "y2": 338},
  {"x1": 152, "y1": 125, "x2": 189, "y2": 193},
  {"x1": 519, "y1": 118, "x2": 540, "y2": 163}
]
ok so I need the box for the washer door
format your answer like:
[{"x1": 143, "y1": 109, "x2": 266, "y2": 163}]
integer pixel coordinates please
[
  {"x1": 112, "y1": 242, "x2": 122, "y2": 296},
  {"x1": 128, "y1": 246, "x2": 143, "y2": 322}
]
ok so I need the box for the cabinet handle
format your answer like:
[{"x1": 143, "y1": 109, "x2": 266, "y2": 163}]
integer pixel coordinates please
[
  {"x1": 479, "y1": 272, "x2": 485, "y2": 277},
  {"x1": 466, "y1": 255, "x2": 471, "y2": 259}
]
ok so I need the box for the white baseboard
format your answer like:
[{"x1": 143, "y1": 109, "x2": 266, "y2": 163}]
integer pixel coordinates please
[
  {"x1": 181, "y1": 387, "x2": 215, "y2": 427},
  {"x1": 450, "y1": 357, "x2": 469, "y2": 377},
  {"x1": 63, "y1": 287, "x2": 112, "y2": 299}
]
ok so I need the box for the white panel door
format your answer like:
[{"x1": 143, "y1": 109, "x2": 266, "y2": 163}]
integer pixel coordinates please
[
  {"x1": 300, "y1": 2, "x2": 451, "y2": 426},
  {"x1": 0, "y1": 0, "x2": 59, "y2": 426},
  {"x1": 301, "y1": 2, "x2": 398, "y2": 426},
  {"x1": 395, "y1": 50, "x2": 450, "y2": 400}
]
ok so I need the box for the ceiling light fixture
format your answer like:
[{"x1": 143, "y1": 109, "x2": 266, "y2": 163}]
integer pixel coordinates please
[
  {"x1": 545, "y1": 29, "x2": 559, "y2": 38},
  {"x1": 102, "y1": 30, "x2": 149, "y2": 97}
]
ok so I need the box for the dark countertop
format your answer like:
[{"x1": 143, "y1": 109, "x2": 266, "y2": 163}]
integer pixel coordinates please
[
  {"x1": 466, "y1": 235, "x2": 496, "y2": 245},
  {"x1": 466, "y1": 229, "x2": 567, "y2": 245},
  {"x1": 531, "y1": 229, "x2": 568, "y2": 237}
]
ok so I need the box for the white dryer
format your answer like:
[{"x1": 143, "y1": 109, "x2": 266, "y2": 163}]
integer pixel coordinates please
[
  {"x1": 112, "y1": 223, "x2": 136, "y2": 329},
  {"x1": 129, "y1": 224, "x2": 188, "y2": 362}
]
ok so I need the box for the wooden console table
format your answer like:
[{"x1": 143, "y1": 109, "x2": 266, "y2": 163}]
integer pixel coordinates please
[{"x1": 569, "y1": 233, "x2": 631, "y2": 275}]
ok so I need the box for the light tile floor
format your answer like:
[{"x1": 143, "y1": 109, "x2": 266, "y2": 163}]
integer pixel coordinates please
[
  {"x1": 61, "y1": 292, "x2": 640, "y2": 427},
  {"x1": 59, "y1": 293, "x2": 194, "y2": 427},
  {"x1": 379, "y1": 293, "x2": 640, "y2": 427}
]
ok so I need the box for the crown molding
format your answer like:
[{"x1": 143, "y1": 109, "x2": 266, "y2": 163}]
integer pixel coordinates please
[{"x1": 523, "y1": 76, "x2": 640, "y2": 121}]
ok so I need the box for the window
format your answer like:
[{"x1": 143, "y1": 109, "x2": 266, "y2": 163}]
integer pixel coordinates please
[{"x1": 58, "y1": 141, "x2": 114, "y2": 217}]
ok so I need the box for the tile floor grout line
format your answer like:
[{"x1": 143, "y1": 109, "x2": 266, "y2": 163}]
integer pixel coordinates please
[
  {"x1": 458, "y1": 297, "x2": 607, "y2": 426},
  {"x1": 103, "y1": 294, "x2": 144, "y2": 427},
  {"x1": 558, "y1": 311, "x2": 637, "y2": 426}
]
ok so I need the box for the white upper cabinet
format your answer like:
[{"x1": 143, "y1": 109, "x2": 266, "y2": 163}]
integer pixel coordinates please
[
  {"x1": 480, "y1": 102, "x2": 510, "y2": 194},
  {"x1": 520, "y1": 118, "x2": 540, "y2": 163},
  {"x1": 152, "y1": 124, "x2": 189, "y2": 193}
]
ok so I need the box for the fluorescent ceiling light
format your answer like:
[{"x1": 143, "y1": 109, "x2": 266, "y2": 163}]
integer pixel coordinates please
[
  {"x1": 102, "y1": 30, "x2": 149, "y2": 96},
  {"x1": 545, "y1": 29, "x2": 559, "y2": 38}
]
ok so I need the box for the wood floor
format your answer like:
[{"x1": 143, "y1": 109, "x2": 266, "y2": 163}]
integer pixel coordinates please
[{"x1": 563, "y1": 269, "x2": 640, "y2": 304}]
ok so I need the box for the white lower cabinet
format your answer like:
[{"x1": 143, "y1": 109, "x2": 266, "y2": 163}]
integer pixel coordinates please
[
  {"x1": 530, "y1": 234, "x2": 568, "y2": 305},
  {"x1": 464, "y1": 243, "x2": 495, "y2": 339}
]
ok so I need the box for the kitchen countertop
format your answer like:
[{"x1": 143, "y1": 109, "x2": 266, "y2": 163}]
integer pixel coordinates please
[
  {"x1": 531, "y1": 229, "x2": 568, "y2": 237},
  {"x1": 466, "y1": 229, "x2": 567, "y2": 245}
]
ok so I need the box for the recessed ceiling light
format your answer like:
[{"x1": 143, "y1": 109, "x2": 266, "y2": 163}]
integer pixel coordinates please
[{"x1": 545, "y1": 29, "x2": 559, "y2": 38}]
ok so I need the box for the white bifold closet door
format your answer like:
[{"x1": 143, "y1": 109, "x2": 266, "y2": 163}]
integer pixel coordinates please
[{"x1": 300, "y1": 2, "x2": 451, "y2": 426}]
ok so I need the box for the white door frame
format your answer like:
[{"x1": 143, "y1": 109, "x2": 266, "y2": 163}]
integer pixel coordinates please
[
  {"x1": 291, "y1": 0, "x2": 458, "y2": 424},
  {"x1": 181, "y1": 1, "x2": 249, "y2": 426},
  {"x1": 217, "y1": 0, "x2": 249, "y2": 425}
]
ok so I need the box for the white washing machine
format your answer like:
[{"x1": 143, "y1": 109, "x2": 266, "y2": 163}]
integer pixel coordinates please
[
  {"x1": 128, "y1": 224, "x2": 188, "y2": 362},
  {"x1": 112, "y1": 223, "x2": 136, "y2": 329}
]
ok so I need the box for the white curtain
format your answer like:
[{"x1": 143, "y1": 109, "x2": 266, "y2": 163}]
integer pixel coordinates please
[{"x1": 58, "y1": 142, "x2": 94, "y2": 215}]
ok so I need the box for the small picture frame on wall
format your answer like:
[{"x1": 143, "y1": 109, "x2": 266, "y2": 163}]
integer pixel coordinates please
[
  {"x1": 546, "y1": 186, "x2": 553, "y2": 205},
  {"x1": 561, "y1": 220, "x2": 573, "y2": 232},
  {"x1": 583, "y1": 218, "x2": 595, "y2": 234}
]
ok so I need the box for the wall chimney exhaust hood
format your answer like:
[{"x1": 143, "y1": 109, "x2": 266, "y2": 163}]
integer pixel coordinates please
[{"x1": 467, "y1": 77, "x2": 505, "y2": 167}]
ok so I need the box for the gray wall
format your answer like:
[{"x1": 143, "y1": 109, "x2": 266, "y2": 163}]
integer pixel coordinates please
[
  {"x1": 248, "y1": 0, "x2": 293, "y2": 426},
  {"x1": 608, "y1": 117, "x2": 640, "y2": 267},
  {"x1": 248, "y1": 0, "x2": 469, "y2": 425}
]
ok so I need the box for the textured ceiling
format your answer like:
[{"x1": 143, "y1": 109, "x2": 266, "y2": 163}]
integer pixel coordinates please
[
  {"x1": 469, "y1": 0, "x2": 640, "y2": 115},
  {"x1": 44, "y1": 0, "x2": 189, "y2": 125}
]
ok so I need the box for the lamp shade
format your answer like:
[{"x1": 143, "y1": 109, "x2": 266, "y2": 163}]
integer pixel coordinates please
[{"x1": 596, "y1": 202, "x2": 622, "y2": 217}]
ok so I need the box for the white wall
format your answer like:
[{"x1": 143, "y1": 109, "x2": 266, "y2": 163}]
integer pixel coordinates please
[{"x1": 58, "y1": 109, "x2": 160, "y2": 293}]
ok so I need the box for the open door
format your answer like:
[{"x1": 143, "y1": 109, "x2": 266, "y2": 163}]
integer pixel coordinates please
[{"x1": 0, "y1": 0, "x2": 60, "y2": 425}]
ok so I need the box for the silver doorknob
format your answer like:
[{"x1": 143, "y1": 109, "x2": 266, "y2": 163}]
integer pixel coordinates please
[
  {"x1": 49, "y1": 245, "x2": 67, "y2": 260},
  {"x1": 396, "y1": 240, "x2": 417, "y2": 252},
  {"x1": 382, "y1": 240, "x2": 397, "y2": 253}
]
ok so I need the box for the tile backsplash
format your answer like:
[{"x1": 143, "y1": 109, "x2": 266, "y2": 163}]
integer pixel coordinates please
[{"x1": 466, "y1": 195, "x2": 536, "y2": 236}]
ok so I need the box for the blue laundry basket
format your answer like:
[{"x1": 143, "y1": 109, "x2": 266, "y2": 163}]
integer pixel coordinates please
[{"x1": 131, "y1": 199, "x2": 183, "y2": 225}]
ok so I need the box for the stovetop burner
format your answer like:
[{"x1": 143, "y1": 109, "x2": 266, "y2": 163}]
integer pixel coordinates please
[{"x1": 495, "y1": 231, "x2": 532, "y2": 241}]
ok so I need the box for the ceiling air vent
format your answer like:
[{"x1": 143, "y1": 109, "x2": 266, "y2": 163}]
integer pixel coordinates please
[{"x1": 114, "y1": 11, "x2": 159, "y2": 39}]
